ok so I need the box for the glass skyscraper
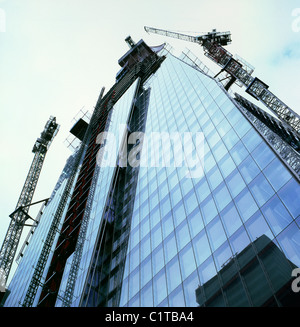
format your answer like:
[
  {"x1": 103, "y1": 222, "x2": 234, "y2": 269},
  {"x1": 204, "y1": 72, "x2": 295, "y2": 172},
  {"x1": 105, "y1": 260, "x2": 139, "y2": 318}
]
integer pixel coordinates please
[{"x1": 3, "y1": 38, "x2": 300, "y2": 307}]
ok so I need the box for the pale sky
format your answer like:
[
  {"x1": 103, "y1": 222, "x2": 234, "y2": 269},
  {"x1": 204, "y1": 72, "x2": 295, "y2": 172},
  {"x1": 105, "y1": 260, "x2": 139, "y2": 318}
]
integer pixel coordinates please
[{"x1": 0, "y1": 0, "x2": 300, "y2": 283}]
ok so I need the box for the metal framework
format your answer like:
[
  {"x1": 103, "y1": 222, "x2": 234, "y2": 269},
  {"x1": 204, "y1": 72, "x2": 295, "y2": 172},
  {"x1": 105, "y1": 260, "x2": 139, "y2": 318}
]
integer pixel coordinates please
[
  {"x1": 144, "y1": 26, "x2": 300, "y2": 138},
  {"x1": 0, "y1": 117, "x2": 59, "y2": 286},
  {"x1": 21, "y1": 88, "x2": 105, "y2": 307}
]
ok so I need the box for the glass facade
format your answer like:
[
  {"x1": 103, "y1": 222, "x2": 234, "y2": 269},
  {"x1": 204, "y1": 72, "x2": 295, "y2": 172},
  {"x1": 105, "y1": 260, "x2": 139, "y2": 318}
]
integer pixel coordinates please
[
  {"x1": 113, "y1": 51, "x2": 300, "y2": 307},
  {"x1": 4, "y1": 43, "x2": 300, "y2": 307}
]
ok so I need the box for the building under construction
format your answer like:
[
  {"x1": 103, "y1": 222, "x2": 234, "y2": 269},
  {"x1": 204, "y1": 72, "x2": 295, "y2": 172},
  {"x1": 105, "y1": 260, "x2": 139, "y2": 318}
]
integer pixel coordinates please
[{"x1": 1, "y1": 28, "x2": 300, "y2": 307}]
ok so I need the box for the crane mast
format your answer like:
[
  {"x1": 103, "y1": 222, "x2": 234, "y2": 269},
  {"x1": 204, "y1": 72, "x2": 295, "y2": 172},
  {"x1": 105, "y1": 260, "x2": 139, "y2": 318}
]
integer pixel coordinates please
[
  {"x1": 0, "y1": 116, "x2": 59, "y2": 287},
  {"x1": 144, "y1": 26, "x2": 300, "y2": 137}
]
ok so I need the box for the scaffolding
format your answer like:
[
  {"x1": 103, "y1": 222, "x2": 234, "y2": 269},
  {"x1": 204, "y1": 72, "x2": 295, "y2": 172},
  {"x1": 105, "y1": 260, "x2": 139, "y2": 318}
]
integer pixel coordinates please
[{"x1": 0, "y1": 117, "x2": 59, "y2": 287}]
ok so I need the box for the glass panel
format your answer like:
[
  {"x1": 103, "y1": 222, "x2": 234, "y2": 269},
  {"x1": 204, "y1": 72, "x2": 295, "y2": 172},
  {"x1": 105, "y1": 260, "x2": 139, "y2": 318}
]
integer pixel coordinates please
[
  {"x1": 192, "y1": 229, "x2": 211, "y2": 266},
  {"x1": 152, "y1": 244, "x2": 165, "y2": 276},
  {"x1": 234, "y1": 188, "x2": 258, "y2": 222},
  {"x1": 176, "y1": 220, "x2": 191, "y2": 251},
  {"x1": 278, "y1": 179, "x2": 300, "y2": 218},
  {"x1": 219, "y1": 154, "x2": 236, "y2": 179},
  {"x1": 166, "y1": 255, "x2": 182, "y2": 293},
  {"x1": 230, "y1": 141, "x2": 249, "y2": 165},
  {"x1": 194, "y1": 178, "x2": 210, "y2": 203},
  {"x1": 187, "y1": 207, "x2": 204, "y2": 238},
  {"x1": 183, "y1": 270, "x2": 200, "y2": 307},
  {"x1": 263, "y1": 158, "x2": 292, "y2": 191},
  {"x1": 140, "y1": 234, "x2": 151, "y2": 262},
  {"x1": 226, "y1": 169, "x2": 246, "y2": 199},
  {"x1": 212, "y1": 141, "x2": 227, "y2": 161},
  {"x1": 245, "y1": 211, "x2": 274, "y2": 242},
  {"x1": 220, "y1": 203, "x2": 243, "y2": 237},
  {"x1": 163, "y1": 232, "x2": 178, "y2": 264},
  {"x1": 242, "y1": 128, "x2": 262, "y2": 153},
  {"x1": 140, "y1": 256, "x2": 152, "y2": 288},
  {"x1": 128, "y1": 267, "x2": 139, "y2": 300},
  {"x1": 153, "y1": 269, "x2": 167, "y2": 306},
  {"x1": 140, "y1": 281, "x2": 154, "y2": 307},
  {"x1": 261, "y1": 195, "x2": 293, "y2": 236},
  {"x1": 172, "y1": 201, "x2": 186, "y2": 228},
  {"x1": 223, "y1": 129, "x2": 239, "y2": 150},
  {"x1": 276, "y1": 222, "x2": 300, "y2": 267},
  {"x1": 251, "y1": 142, "x2": 275, "y2": 170},
  {"x1": 201, "y1": 195, "x2": 218, "y2": 225},
  {"x1": 168, "y1": 285, "x2": 186, "y2": 306},
  {"x1": 183, "y1": 191, "x2": 199, "y2": 215},
  {"x1": 198, "y1": 256, "x2": 217, "y2": 284},
  {"x1": 229, "y1": 226, "x2": 251, "y2": 254},
  {"x1": 238, "y1": 155, "x2": 260, "y2": 184},
  {"x1": 161, "y1": 212, "x2": 175, "y2": 239},
  {"x1": 213, "y1": 183, "x2": 232, "y2": 212},
  {"x1": 207, "y1": 166, "x2": 223, "y2": 191},
  {"x1": 151, "y1": 223, "x2": 163, "y2": 250},
  {"x1": 213, "y1": 241, "x2": 233, "y2": 271},
  {"x1": 248, "y1": 173, "x2": 275, "y2": 207},
  {"x1": 233, "y1": 117, "x2": 251, "y2": 138},
  {"x1": 206, "y1": 216, "x2": 226, "y2": 251},
  {"x1": 179, "y1": 243, "x2": 197, "y2": 280}
]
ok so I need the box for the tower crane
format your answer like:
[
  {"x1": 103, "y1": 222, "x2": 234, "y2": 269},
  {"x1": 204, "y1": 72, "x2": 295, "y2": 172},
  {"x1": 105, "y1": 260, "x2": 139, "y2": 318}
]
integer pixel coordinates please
[
  {"x1": 0, "y1": 116, "x2": 59, "y2": 288},
  {"x1": 144, "y1": 26, "x2": 300, "y2": 138}
]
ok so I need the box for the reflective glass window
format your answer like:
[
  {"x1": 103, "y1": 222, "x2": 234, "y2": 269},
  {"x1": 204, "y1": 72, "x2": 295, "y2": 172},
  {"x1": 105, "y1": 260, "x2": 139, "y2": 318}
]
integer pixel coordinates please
[
  {"x1": 168, "y1": 285, "x2": 186, "y2": 306},
  {"x1": 163, "y1": 232, "x2": 178, "y2": 263},
  {"x1": 187, "y1": 208, "x2": 204, "y2": 238},
  {"x1": 140, "y1": 234, "x2": 151, "y2": 262},
  {"x1": 183, "y1": 191, "x2": 198, "y2": 215},
  {"x1": 152, "y1": 245, "x2": 165, "y2": 276},
  {"x1": 166, "y1": 255, "x2": 182, "y2": 293},
  {"x1": 192, "y1": 229, "x2": 211, "y2": 266},
  {"x1": 140, "y1": 281, "x2": 154, "y2": 307},
  {"x1": 128, "y1": 267, "x2": 139, "y2": 300},
  {"x1": 206, "y1": 216, "x2": 226, "y2": 251},
  {"x1": 233, "y1": 117, "x2": 251, "y2": 138},
  {"x1": 183, "y1": 270, "x2": 200, "y2": 307},
  {"x1": 251, "y1": 142, "x2": 276, "y2": 170},
  {"x1": 207, "y1": 166, "x2": 223, "y2": 190},
  {"x1": 248, "y1": 173, "x2": 275, "y2": 207},
  {"x1": 245, "y1": 211, "x2": 274, "y2": 242},
  {"x1": 277, "y1": 222, "x2": 300, "y2": 267},
  {"x1": 235, "y1": 188, "x2": 258, "y2": 222},
  {"x1": 263, "y1": 158, "x2": 292, "y2": 191},
  {"x1": 198, "y1": 256, "x2": 217, "y2": 284},
  {"x1": 242, "y1": 129, "x2": 262, "y2": 153},
  {"x1": 229, "y1": 226, "x2": 251, "y2": 254},
  {"x1": 179, "y1": 243, "x2": 196, "y2": 280},
  {"x1": 216, "y1": 118, "x2": 231, "y2": 137},
  {"x1": 212, "y1": 141, "x2": 227, "y2": 161},
  {"x1": 220, "y1": 203, "x2": 243, "y2": 237},
  {"x1": 151, "y1": 223, "x2": 163, "y2": 250},
  {"x1": 213, "y1": 183, "x2": 232, "y2": 212},
  {"x1": 223, "y1": 129, "x2": 239, "y2": 150},
  {"x1": 238, "y1": 155, "x2": 260, "y2": 183},
  {"x1": 219, "y1": 154, "x2": 236, "y2": 179},
  {"x1": 162, "y1": 212, "x2": 174, "y2": 239},
  {"x1": 213, "y1": 240, "x2": 233, "y2": 271},
  {"x1": 176, "y1": 220, "x2": 191, "y2": 251},
  {"x1": 278, "y1": 179, "x2": 300, "y2": 218},
  {"x1": 201, "y1": 195, "x2": 218, "y2": 225},
  {"x1": 230, "y1": 141, "x2": 249, "y2": 166},
  {"x1": 194, "y1": 178, "x2": 210, "y2": 203},
  {"x1": 172, "y1": 201, "x2": 186, "y2": 227},
  {"x1": 140, "y1": 256, "x2": 152, "y2": 288},
  {"x1": 226, "y1": 169, "x2": 246, "y2": 198},
  {"x1": 153, "y1": 269, "x2": 167, "y2": 306},
  {"x1": 261, "y1": 195, "x2": 293, "y2": 236}
]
